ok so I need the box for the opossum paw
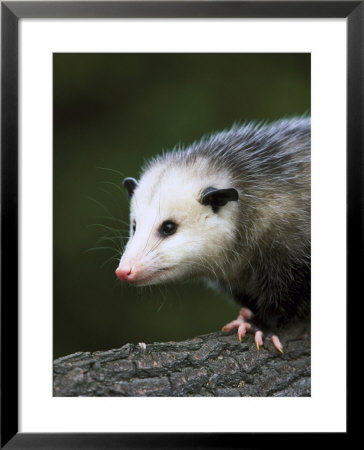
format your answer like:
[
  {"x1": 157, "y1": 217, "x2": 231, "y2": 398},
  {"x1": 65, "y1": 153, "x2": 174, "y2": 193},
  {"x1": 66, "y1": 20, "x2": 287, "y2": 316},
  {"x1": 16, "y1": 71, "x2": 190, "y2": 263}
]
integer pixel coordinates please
[{"x1": 221, "y1": 308, "x2": 284, "y2": 353}]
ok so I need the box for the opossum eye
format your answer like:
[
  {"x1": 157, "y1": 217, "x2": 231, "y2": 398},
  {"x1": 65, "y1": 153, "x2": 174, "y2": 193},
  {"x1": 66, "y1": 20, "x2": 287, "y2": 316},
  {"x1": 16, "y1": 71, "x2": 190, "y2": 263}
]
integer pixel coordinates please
[
  {"x1": 159, "y1": 220, "x2": 177, "y2": 237},
  {"x1": 132, "y1": 221, "x2": 136, "y2": 234}
]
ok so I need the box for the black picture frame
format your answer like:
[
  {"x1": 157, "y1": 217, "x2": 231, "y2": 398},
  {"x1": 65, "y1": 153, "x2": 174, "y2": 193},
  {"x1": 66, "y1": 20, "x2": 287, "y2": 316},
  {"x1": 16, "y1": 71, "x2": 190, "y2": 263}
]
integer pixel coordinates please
[{"x1": 1, "y1": 1, "x2": 359, "y2": 448}]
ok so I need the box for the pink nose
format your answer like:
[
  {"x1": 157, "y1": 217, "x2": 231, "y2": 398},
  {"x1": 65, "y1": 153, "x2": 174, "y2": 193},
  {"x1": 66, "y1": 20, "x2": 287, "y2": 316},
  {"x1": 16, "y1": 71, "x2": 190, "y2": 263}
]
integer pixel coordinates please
[{"x1": 115, "y1": 266, "x2": 133, "y2": 282}]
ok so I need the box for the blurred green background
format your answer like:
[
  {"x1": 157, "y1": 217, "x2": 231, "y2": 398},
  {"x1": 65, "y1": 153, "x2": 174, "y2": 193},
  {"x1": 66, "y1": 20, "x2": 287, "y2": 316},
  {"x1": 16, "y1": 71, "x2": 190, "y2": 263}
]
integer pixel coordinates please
[{"x1": 53, "y1": 53, "x2": 310, "y2": 359}]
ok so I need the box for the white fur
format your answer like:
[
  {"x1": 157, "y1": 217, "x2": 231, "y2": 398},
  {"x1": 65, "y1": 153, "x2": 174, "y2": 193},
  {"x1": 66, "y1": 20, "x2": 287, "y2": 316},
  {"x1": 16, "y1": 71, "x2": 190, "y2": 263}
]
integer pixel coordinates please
[{"x1": 118, "y1": 159, "x2": 238, "y2": 285}]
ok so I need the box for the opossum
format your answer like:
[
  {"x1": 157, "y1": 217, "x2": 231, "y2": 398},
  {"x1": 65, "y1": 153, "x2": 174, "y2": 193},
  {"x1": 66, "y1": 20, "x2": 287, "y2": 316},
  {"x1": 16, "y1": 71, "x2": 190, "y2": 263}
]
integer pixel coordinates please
[{"x1": 116, "y1": 118, "x2": 311, "y2": 352}]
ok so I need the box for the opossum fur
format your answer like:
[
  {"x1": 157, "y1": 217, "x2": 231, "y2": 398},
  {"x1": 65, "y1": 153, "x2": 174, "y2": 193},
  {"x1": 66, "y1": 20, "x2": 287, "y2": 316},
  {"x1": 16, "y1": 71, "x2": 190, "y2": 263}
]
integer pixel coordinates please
[{"x1": 118, "y1": 117, "x2": 311, "y2": 334}]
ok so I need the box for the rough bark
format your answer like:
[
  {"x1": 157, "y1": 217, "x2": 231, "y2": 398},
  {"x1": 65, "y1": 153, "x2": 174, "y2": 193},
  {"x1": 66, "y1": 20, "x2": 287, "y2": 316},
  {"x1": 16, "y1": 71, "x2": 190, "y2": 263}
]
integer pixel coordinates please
[{"x1": 53, "y1": 329, "x2": 310, "y2": 397}]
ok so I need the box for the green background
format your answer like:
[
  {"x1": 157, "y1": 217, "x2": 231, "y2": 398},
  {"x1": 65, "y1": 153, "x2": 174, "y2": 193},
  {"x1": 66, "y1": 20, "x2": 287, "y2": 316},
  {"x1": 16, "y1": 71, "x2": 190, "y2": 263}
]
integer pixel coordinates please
[{"x1": 54, "y1": 53, "x2": 310, "y2": 359}]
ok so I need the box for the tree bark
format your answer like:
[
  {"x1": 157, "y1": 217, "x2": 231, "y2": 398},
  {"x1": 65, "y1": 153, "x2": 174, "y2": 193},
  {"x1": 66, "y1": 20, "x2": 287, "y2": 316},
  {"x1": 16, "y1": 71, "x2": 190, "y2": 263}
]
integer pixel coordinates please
[{"x1": 53, "y1": 328, "x2": 310, "y2": 397}]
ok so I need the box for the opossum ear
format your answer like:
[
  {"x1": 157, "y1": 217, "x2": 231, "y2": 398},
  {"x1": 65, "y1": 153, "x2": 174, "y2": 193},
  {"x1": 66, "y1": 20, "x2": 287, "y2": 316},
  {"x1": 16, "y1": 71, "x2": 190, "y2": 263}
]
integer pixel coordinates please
[
  {"x1": 123, "y1": 177, "x2": 138, "y2": 199},
  {"x1": 201, "y1": 187, "x2": 239, "y2": 213}
]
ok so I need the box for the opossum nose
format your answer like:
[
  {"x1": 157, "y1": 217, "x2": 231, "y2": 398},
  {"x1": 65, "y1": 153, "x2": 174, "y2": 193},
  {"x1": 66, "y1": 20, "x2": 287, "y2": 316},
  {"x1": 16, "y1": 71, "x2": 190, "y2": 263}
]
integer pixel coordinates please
[{"x1": 115, "y1": 266, "x2": 134, "y2": 282}]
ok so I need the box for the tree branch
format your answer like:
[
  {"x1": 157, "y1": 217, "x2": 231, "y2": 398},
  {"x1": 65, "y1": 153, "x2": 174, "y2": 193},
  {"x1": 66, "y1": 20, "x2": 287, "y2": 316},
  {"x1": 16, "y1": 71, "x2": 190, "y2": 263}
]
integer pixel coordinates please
[{"x1": 54, "y1": 329, "x2": 310, "y2": 397}]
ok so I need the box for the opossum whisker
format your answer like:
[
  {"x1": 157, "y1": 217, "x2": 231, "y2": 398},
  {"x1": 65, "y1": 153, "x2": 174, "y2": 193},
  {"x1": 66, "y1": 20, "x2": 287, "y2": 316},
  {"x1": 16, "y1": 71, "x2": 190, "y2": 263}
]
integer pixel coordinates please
[
  {"x1": 85, "y1": 246, "x2": 120, "y2": 253},
  {"x1": 95, "y1": 239, "x2": 124, "y2": 254},
  {"x1": 96, "y1": 236, "x2": 127, "y2": 246},
  {"x1": 94, "y1": 235, "x2": 123, "y2": 249},
  {"x1": 156, "y1": 297, "x2": 167, "y2": 313},
  {"x1": 145, "y1": 236, "x2": 165, "y2": 257},
  {"x1": 98, "y1": 180, "x2": 125, "y2": 194},
  {"x1": 97, "y1": 185, "x2": 125, "y2": 217},
  {"x1": 88, "y1": 223, "x2": 126, "y2": 235},
  {"x1": 86, "y1": 196, "x2": 114, "y2": 218},
  {"x1": 94, "y1": 215, "x2": 130, "y2": 226},
  {"x1": 96, "y1": 166, "x2": 125, "y2": 177},
  {"x1": 141, "y1": 211, "x2": 160, "y2": 257},
  {"x1": 98, "y1": 188, "x2": 116, "y2": 201},
  {"x1": 96, "y1": 232, "x2": 129, "y2": 240},
  {"x1": 189, "y1": 255, "x2": 219, "y2": 279},
  {"x1": 155, "y1": 283, "x2": 170, "y2": 312},
  {"x1": 100, "y1": 255, "x2": 121, "y2": 269}
]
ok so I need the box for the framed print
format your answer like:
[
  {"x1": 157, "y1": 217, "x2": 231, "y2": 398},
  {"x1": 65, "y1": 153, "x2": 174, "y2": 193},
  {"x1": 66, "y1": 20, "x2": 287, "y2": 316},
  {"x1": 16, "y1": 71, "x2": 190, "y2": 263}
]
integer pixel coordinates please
[{"x1": 1, "y1": 1, "x2": 360, "y2": 447}]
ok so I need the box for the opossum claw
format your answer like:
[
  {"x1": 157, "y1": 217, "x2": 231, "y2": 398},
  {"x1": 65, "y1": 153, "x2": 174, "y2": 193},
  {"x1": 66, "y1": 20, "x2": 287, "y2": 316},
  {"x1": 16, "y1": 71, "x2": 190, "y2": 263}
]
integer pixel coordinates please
[
  {"x1": 272, "y1": 335, "x2": 284, "y2": 353},
  {"x1": 238, "y1": 322, "x2": 251, "y2": 341},
  {"x1": 254, "y1": 330, "x2": 264, "y2": 350}
]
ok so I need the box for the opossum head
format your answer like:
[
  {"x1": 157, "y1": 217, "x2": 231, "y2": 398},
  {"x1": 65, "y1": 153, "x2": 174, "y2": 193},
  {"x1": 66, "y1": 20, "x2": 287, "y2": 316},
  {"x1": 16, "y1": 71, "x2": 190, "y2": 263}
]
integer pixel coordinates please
[{"x1": 115, "y1": 159, "x2": 239, "y2": 286}]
